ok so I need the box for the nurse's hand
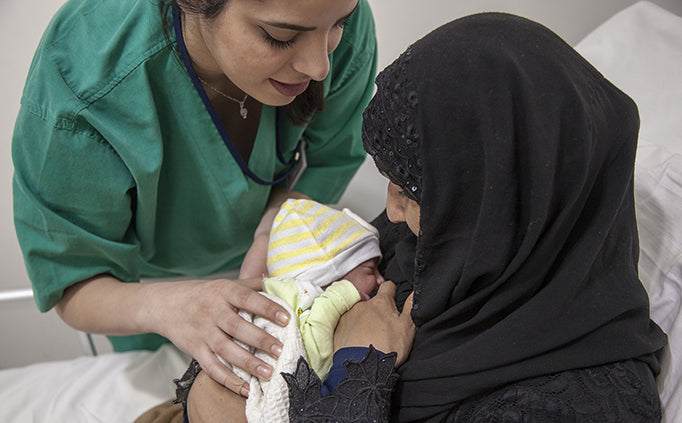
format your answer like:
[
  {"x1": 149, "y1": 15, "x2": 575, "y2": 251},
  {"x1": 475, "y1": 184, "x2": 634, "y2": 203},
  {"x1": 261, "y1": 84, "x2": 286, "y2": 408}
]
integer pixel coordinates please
[
  {"x1": 151, "y1": 277, "x2": 290, "y2": 396},
  {"x1": 333, "y1": 281, "x2": 415, "y2": 367},
  {"x1": 56, "y1": 274, "x2": 289, "y2": 397}
]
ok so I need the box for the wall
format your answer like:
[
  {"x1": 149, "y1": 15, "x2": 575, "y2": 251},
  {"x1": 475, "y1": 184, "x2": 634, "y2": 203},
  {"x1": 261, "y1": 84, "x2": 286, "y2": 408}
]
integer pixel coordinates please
[
  {"x1": 1, "y1": 0, "x2": 681, "y2": 368},
  {"x1": 368, "y1": 0, "x2": 682, "y2": 71}
]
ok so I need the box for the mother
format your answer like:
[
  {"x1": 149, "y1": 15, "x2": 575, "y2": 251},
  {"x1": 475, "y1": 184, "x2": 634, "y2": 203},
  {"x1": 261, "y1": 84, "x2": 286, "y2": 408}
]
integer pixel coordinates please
[
  {"x1": 187, "y1": 11, "x2": 667, "y2": 422},
  {"x1": 358, "y1": 10, "x2": 668, "y2": 421}
]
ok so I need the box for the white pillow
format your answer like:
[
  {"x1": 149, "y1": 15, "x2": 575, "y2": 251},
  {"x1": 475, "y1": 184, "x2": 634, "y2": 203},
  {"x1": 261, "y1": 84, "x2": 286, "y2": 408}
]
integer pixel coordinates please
[{"x1": 576, "y1": 1, "x2": 682, "y2": 155}]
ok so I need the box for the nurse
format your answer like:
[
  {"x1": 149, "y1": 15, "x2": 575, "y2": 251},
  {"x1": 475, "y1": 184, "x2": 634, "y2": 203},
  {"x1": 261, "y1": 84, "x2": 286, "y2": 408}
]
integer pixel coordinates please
[{"x1": 11, "y1": 0, "x2": 377, "y2": 397}]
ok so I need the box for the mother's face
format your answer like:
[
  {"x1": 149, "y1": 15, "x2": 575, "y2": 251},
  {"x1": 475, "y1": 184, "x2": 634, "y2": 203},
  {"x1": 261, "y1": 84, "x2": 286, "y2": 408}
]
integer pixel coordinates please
[{"x1": 386, "y1": 181, "x2": 421, "y2": 236}]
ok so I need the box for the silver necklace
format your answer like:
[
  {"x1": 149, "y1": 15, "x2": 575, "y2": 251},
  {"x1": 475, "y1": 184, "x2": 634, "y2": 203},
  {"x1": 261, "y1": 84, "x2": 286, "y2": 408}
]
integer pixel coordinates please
[{"x1": 198, "y1": 77, "x2": 249, "y2": 119}]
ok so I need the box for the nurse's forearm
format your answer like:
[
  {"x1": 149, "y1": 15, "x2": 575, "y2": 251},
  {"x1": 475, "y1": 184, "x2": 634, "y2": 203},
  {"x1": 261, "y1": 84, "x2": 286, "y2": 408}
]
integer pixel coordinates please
[
  {"x1": 56, "y1": 273, "x2": 292, "y2": 395},
  {"x1": 54, "y1": 274, "x2": 158, "y2": 336}
]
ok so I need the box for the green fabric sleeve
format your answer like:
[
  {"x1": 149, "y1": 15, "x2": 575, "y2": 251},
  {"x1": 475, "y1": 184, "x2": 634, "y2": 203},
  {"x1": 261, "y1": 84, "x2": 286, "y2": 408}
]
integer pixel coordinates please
[{"x1": 12, "y1": 107, "x2": 139, "y2": 312}]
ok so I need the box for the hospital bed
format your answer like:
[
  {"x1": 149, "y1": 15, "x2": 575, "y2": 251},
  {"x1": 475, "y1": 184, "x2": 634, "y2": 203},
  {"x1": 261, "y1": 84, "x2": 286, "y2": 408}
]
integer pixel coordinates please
[{"x1": 0, "y1": 1, "x2": 680, "y2": 421}]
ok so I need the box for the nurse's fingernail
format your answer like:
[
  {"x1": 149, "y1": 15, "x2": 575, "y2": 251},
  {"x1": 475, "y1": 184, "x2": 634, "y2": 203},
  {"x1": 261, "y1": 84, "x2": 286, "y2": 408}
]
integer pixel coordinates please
[
  {"x1": 271, "y1": 344, "x2": 283, "y2": 358},
  {"x1": 257, "y1": 365, "x2": 273, "y2": 380},
  {"x1": 240, "y1": 383, "x2": 250, "y2": 398},
  {"x1": 276, "y1": 311, "x2": 290, "y2": 326}
]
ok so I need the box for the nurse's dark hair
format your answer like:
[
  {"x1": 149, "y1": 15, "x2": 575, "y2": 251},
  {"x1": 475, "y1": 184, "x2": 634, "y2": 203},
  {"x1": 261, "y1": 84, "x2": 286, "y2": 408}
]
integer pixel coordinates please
[{"x1": 159, "y1": 0, "x2": 325, "y2": 126}]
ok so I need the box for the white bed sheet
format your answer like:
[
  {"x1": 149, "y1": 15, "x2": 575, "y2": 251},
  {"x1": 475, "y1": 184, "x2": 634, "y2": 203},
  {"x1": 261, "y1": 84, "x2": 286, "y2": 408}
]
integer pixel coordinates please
[
  {"x1": 0, "y1": 344, "x2": 190, "y2": 422},
  {"x1": 0, "y1": 2, "x2": 680, "y2": 422}
]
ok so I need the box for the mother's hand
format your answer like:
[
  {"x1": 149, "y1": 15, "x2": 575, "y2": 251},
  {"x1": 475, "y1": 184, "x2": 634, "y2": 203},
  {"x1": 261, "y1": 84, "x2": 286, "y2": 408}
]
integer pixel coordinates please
[
  {"x1": 333, "y1": 281, "x2": 415, "y2": 366},
  {"x1": 150, "y1": 277, "x2": 290, "y2": 396}
]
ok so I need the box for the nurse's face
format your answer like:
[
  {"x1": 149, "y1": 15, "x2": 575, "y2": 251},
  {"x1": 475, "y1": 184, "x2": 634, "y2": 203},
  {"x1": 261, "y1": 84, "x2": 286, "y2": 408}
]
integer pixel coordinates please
[{"x1": 182, "y1": 0, "x2": 359, "y2": 106}]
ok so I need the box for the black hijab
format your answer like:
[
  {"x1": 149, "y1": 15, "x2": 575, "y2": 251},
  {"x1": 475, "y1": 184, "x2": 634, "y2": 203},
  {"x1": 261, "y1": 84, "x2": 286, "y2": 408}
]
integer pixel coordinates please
[{"x1": 363, "y1": 12, "x2": 667, "y2": 422}]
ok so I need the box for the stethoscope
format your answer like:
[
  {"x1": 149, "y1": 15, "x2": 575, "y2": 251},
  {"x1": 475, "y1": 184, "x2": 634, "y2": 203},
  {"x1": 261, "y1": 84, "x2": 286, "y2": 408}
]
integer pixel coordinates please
[{"x1": 172, "y1": 6, "x2": 302, "y2": 186}]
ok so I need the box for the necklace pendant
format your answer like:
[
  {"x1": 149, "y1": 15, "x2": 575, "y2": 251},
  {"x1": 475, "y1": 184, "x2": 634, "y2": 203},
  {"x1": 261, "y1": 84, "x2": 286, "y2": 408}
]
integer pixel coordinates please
[{"x1": 240, "y1": 105, "x2": 248, "y2": 119}]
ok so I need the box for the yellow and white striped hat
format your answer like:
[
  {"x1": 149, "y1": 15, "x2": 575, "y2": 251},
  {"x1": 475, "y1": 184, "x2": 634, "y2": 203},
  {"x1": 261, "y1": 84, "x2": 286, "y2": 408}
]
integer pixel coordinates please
[{"x1": 267, "y1": 199, "x2": 381, "y2": 287}]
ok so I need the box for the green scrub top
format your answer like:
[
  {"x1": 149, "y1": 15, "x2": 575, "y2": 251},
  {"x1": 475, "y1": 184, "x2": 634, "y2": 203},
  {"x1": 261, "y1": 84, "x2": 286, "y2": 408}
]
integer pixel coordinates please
[{"x1": 12, "y1": 0, "x2": 377, "y2": 351}]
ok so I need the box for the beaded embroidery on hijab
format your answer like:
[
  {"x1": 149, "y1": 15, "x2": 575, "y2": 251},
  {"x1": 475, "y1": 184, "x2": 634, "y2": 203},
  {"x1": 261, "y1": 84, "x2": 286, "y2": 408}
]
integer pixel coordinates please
[{"x1": 362, "y1": 48, "x2": 422, "y2": 203}]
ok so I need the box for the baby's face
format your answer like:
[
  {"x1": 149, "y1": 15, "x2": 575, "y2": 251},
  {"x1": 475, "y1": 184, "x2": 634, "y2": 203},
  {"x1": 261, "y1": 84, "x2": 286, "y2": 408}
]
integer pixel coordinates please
[{"x1": 343, "y1": 258, "x2": 385, "y2": 301}]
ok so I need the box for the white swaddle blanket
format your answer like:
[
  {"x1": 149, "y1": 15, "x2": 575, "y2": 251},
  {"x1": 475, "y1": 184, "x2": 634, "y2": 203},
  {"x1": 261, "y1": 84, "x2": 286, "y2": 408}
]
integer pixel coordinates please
[{"x1": 220, "y1": 294, "x2": 306, "y2": 423}]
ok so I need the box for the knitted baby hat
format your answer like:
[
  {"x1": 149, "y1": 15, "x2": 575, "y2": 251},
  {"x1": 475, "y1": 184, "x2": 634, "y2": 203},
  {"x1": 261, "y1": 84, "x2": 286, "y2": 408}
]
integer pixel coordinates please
[{"x1": 267, "y1": 199, "x2": 381, "y2": 287}]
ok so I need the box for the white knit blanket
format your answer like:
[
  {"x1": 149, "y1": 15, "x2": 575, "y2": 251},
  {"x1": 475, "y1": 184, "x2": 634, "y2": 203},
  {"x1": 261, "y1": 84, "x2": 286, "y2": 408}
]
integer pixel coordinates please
[{"x1": 223, "y1": 294, "x2": 306, "y2": 423}]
